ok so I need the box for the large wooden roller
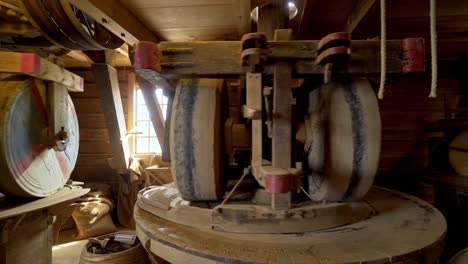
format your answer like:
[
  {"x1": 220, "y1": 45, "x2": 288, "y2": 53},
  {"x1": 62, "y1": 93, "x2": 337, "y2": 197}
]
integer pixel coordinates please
[
  {"x1": 170, "y1": 79, "x2": 226, "y2": 201},
  {"x1": 0, "y1": 78, "x2": 79, "y2": 197},
  {"x1": 307, "y1": 78, "x2": 381, "y2": 202}
]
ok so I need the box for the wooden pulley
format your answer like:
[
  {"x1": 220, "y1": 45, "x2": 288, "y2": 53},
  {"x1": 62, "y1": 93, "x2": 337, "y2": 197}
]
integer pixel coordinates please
[
  {"x1": 20, "y1": 0, "x2": 124, "y2": 50},
  {"x1": 0, "y1": 78, "x2": 79, "y2": 197}
]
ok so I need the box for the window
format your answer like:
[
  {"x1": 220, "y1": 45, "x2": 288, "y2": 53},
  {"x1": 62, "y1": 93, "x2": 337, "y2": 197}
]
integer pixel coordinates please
[{"x1": 134, "y1": 87, "x2": 168, "y2": 154}]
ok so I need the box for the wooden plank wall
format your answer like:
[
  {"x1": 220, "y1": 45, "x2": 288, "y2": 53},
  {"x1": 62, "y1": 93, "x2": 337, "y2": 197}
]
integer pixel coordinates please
[
  {"x1": 378, "y1": 75, "x2": 462, "y2": 173},
  {"x1": 69, "y1": 69, "x2": 130, "y2": 183}
]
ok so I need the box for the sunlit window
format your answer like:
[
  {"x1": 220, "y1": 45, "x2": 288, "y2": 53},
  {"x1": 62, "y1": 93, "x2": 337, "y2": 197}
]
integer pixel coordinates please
[{"x1": 134, "y1": 88, "x2": 167, "y2": 153}]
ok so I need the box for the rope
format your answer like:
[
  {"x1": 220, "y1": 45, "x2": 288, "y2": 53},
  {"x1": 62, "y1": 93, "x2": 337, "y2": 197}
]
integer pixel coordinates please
[
  {"x1": 377, "y1": 0, "x2": 386, "y2": 99},
  {"x1": 220, "y1": 166, "x2": 252, "y2": 205},
  {"x1": 300, "y1": 186, "x2": 314, "y2": 201},
  {"x1": 429, "y1": 0, "x2": 438, "y2": 98}
]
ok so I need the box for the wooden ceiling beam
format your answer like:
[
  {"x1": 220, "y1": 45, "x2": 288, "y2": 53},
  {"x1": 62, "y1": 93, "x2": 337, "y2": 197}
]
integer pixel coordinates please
[
  {"x1": 68, "y1": 0, "x2": 159, "y2": 45},
  {"x1": 344, "y1": 0, "x2": 376, "y2": 33}
]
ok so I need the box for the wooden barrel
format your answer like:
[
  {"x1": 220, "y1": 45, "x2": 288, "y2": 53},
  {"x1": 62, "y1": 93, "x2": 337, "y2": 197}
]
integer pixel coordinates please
[
  {"x1": 449, "y1": 130, "x2": 468, "y2": 176},
  {"x1": 80, "y1": 232, "x2": 149, "y2": 264},
  {"x1": 0, "y1": 78, "x2": 79, "y2": 197}
]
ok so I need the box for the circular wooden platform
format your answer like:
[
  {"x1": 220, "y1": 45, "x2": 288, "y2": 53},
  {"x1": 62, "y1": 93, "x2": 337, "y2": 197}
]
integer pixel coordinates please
[{"x1": 135, "y1": 186, "x2": 446, "y2": 264}]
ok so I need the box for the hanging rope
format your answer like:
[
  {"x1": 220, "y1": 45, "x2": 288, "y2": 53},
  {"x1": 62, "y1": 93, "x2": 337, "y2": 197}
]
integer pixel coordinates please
[
  {"x1": 377, "y1": 0, "x2": 386, "y2": 99},
  {"x1": 429, "y1": 0, "x2": 438, "y2": 98},
  {"x1": 220, "y1": 166, "x2": 251, "y2": 206}
]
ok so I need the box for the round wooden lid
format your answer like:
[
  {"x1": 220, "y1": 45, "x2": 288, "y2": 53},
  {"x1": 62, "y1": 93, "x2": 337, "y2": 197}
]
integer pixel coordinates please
[{"x1": 0, "y1": 78, "x2": 79, "y2": 197}]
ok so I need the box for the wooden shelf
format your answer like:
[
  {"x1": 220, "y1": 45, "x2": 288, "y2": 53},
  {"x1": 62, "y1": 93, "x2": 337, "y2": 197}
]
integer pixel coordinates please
[{"x1": 0, "y1": 51, "x2": 84, "y2": 92}]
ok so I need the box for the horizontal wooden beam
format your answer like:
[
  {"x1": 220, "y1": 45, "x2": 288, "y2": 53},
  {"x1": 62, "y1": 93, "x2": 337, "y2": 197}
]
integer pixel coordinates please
[
  {"x1": 137, "y1": 40, "x2": 405, "y2": 79},
  {"x1": 0, "y1": 51, "x2": 83, "y2": 92},
  {"x1": 68, "y1": 0, "x2": 159, "y2": 45}
]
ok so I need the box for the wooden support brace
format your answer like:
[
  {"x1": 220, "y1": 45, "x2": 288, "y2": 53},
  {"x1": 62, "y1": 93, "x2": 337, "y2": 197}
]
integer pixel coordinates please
[
  {"x1": 136, "y1": 76, "x2": 166, "y2": 150},
  {"x1": 137, "y1": 40, "x2": 406, "y2": 78},
  {"x1": 0, "y1": 51, "x2": 83, "y2": 92},
  {"x1": 92, "y1": 64, "x2": 130, "y2": 170}
]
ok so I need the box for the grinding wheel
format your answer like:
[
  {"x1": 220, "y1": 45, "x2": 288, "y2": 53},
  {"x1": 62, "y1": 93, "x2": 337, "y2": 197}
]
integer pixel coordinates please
[
  {"x1": 449, "y1": 130, "x2": 468, "y2": 176},
  {"x1": 307, "y1": 78, "x2": 381, "y2": 202},
  {"x1": 449, "y1": 247, "x2": 468, "y2": 264},
  {"x1": 0, "y1": 78, "x2": 79, "y2": 197},
  {"x1": 170, "y1": 79, "x2": 226, "y2": 201}
]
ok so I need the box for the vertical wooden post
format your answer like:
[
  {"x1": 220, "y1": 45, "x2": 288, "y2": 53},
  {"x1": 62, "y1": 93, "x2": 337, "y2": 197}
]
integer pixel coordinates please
[
  {"x1": 272, "y1": 38, "x2": 292, "y2": 168},
  {"x1": 136, "y1": 76, "x2": 165, "y2": 150},
  {"x1": 257, "y1": 2, "x2": 292, "y2": 168},
  {"x1": 127, "y1": 72, "x2": 136, "y2": 153},
  {"x1": 247, "y1": 73, "x2": 263, "y2": 182},
  {"x1": 92, "y1": 64, "x2": 130, "y2": 169}
]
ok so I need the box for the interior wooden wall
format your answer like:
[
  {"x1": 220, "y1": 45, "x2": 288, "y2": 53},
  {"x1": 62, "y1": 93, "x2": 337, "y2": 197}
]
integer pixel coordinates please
[
  {"x1": 69, "y1": 69, "x2": 130, "y2": 183},
  {"x1": 378, "y1": 76, "x2": 461, "y2": 172}
]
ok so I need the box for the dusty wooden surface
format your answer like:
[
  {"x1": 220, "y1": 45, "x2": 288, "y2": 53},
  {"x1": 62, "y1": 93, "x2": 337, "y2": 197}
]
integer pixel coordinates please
[
  {"x1": 135, "y1": 186, "x2": 446, "y2": 264},
  {"x1": 137, "y1": 184, "x2": 374, "y2": 234}
]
